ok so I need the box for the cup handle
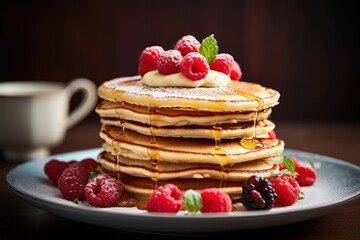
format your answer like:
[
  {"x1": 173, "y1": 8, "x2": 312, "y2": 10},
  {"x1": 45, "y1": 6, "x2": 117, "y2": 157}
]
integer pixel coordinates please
[{"x1": 65, "y1": 78, "x2": 97, "y2": 129}]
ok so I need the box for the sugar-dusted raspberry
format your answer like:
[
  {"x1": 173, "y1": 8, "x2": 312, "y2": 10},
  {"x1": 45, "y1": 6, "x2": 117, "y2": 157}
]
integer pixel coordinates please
[
  {"x1": 58, "y1": 162, "x2": 90, "y2": 201},
  {"x1": 270, "y1": 175, "x2": 301, "y2": 207},
  {"x1": 80, "y1": 158, "x2": 98, "y2": 170},
  {"x1": 242, "y1": 175, "x2": 277, "y2": 210},
  {"x1": 268, "y1": 130, "x2": 277, "y2": 140},
  {"x1": 295, "y1": 164, "x2": 317, "y2": 186},
  {"x1": 85, "y1": 174, "x2": 122, "y2": 207},
  {"x1": 210, "y1": 53, "x2": 234, "y2": 75},
  {"x1": 138, "y1": 46, "x2": 165, "y2": 76},
  {"x1": 44, "y1": 159, "x2": 69, "y2": 185},
  {"x1": 180, "y1": 52, "x2": 209, "y2": 81},
  {"x1": 230, "y1": 60, "x2": 242, "y2": 81},
  {"x1": 146, "y1": 184, "x2": 184, "y2": 213},
  {"x1": 156, "y1": 50, "x2": 183, "y2": 75},
  {"x1": 174, "y1": 35, "x2": 201, "y2": 56},
  {"x1": 200, "y1": 188, "x2": 232, "y2": 213}
]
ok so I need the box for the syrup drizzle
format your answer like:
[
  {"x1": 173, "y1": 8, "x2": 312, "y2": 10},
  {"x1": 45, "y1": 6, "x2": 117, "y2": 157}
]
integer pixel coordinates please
[
  {"x1": 147, "y1": 105, "x2": 160, "y2": 190},
  {"x1": 235, "y1": 90, "x2": 264, "y2": 150},
  {"x1": 113, "y1": 93, "x2": 127, "y2": 180},
  {"x1": 210, "y1": 115, "x2": 232, "y2": 188}
]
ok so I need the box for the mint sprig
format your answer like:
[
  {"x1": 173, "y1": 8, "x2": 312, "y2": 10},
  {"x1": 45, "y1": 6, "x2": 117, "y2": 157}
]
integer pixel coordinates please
[
  {"x1": 199, "y1": 34, "x2": 218, "y2": 65},
  {"x1": 272, "y1": 156, "x2": 298, "y2": 177},
  {"x1": 184, "y1": 189, "x2": 202, "y2": 214}
]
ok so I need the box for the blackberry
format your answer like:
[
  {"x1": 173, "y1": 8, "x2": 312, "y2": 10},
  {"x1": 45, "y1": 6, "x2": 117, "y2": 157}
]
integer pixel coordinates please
[{"x1": 241, "y1": 175, "x2": 277, "y2": 210}]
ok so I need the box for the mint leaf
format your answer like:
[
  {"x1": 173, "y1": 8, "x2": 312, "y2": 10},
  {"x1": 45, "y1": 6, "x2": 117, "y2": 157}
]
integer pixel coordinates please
[
  {"x1": 199, "y1": 34, "x2": 218, "y2": 65},
  {"x1": 272, "y1": 156, "x2": 298, "y2": 177},
  {"x1": 184, "y1": 190, "x2": 202, "y2": 214},
  {"x1": 283, "y1": 156, "x2": 296, "y2": 174}
]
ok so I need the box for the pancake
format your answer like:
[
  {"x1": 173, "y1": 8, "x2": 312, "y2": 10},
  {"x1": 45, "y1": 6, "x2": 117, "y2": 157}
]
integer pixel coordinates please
[
  {"x1": 96, "y1": 100, "x2": 272, "y2": 127},
  {"x1": 99, "y1": 151, "x2": 279, "y2": 181},
  {"x1": 100, "y1": 125, "x2": 285, "y2": 165},
  {"x1": 100, "y1": 118, "x2": 274, "y2": 139},
  {"x1": 97, "y1": 76, "x2": 280, "y2": 112},
  {"x1": 103, "y1": 169, "x2": 245, "y2": 200}
]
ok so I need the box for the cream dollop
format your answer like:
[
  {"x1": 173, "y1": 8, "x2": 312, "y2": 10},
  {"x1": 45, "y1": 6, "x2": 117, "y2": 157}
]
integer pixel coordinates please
[{"x1": 140, "y1": 70, "x2": 231, "y2": 88}]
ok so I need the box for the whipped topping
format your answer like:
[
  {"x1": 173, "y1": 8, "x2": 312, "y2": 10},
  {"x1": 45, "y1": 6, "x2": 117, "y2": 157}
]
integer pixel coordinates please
[{"x1": 140, "y1": 70, "x2": 231, "y2": 88}]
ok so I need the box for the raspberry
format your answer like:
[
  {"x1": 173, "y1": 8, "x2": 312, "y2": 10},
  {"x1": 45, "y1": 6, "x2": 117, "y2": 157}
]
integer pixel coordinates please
[
  {"x1": 230, "y1": 60, "x2": 242, "y2": 81},
  {"x1": 156, "y1": 50, "x2": 183, "y2": 75},
  {"x1": 174, "y1": 35, "x2": 201, "y2": 56},
  {"x1": 279, "y1": 157, "x2": 317, "y2": 186},
  {"x1": 241, "y1": 175, "x2": 277, "y2": 210},
  {"x1": 44, "y1": 159, "x2": 69, "y2": 185},
  {"x1": 200, "y1": 188, "x2": 232, "y2": 213},
  {"x1": 85, "y1": 174, "x2": 122, "y2": 207},
  {"x1": 138, "y1": 46, "x2": 165, "y2": 76},
  {"x1": 210, "y1": 53, "x2": 234, "y2": 75},
  {"x1": 58, "y1": 163, "x2": 90, "y2": 201},
  {"x1": 270, "y1": 175, "x2": 301, "y2": 207},
  {"x1": 80, "y1": 158, "x2": 98, "y2": 170},
  {"x1": 295, "y1": 165, "x2": 317, "y2": 186},
  {"x1": 180, "y1": 52, "x2": 209, "y2": 81},
  {"x1": 146, "y1": 184, "x2": 184, "y2": 213},
  {"x1": 268, "y1": 130, "x2": 277, "y2": 140}
]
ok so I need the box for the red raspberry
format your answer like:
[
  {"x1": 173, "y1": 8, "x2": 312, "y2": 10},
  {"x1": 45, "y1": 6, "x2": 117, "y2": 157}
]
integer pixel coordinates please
[
  {"x1": 58, "y1": 163, "x2": 90, "y2": 201},
  {"x1": 156, "y1": 50, "x2": 183, "y2": 75},
  {"x1": 44, "y1": 159, "x2": 69, "y2": 185},
  {"x1": 180, "y1": 52, "x2": 209, "y2": 81},
  {"x1": 268, "y1": 130, "x2": 277, "y2": 140},
  {"x1": 278, "y1": 157, "x2": 317, "y2": 186},
  {"x1": 295, "y1": 165, "x2": 317, "y2": 186},
  {"x1": 174, "y1": 35, "x2": 201, "y2": 56},
  {"x1": 138, "y1": 46, "x2": 165, "y2": 76},
  {"x1": 146, "y1": 184, "x2": 184, "y2": 213},
  {"x1": 85, "y1": 174, "x2": 122, "y2": 207},
  {"x1": 80, "y1": 158, "x2": 98, "y2": 170},
  {"x1": 230, "y1": 60, "x2": 242, "y2": 81},
  {"x1": 200, "y1": 188, "x2": 232, "y2": 213},
  {"x1": 210, "y1": 53, "x2": 234, "y2": 75},
  {"x1": 270, "y1": 175, "x2": 301, "y2": 207}
]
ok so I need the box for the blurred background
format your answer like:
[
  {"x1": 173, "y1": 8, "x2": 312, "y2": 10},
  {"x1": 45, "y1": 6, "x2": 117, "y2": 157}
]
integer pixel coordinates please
[{"x1": 1, "y1": 0, "x2": 359, "y2": 123}]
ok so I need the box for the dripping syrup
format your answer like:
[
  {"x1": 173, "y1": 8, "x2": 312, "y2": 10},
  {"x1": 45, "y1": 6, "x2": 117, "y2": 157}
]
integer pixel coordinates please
[
  {"x1": 148, "y1": 106, "x2": 160, "y2": 190},
  {"x1": 235, "y1": 90, "x2": 264, "y2": 150},
  {"x1": 210, "y1": 116, "x2": 232, "y2": 188}
]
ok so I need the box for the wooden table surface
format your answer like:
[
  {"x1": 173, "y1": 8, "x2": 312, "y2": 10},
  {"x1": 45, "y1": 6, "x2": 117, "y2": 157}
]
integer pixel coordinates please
[{"x1": 1, "y1": 121, "x2": 359, "y2": 239}]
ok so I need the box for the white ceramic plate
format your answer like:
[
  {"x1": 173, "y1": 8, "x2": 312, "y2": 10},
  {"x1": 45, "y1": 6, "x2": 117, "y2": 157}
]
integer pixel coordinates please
[{"x1": 6, "y1": 148, "x2": 360, "y2": 234}]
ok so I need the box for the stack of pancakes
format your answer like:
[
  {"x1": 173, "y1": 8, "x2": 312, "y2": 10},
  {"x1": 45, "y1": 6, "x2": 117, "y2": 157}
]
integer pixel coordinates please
[{"x1": 95, "y1": 76, "x2": 284, "y2": 200}]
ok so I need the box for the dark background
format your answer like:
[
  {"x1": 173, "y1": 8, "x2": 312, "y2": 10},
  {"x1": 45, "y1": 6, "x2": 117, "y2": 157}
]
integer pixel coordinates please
[{"x1": 1, "y1": 0, "x2": 359, "y2": 123}]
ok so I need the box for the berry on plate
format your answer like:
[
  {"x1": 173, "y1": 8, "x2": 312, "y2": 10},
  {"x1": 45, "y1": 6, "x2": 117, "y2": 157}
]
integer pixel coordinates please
[
  {"x1": 200, "y1": 188, "x2": 232, "y2": 213},
  {"x1": 270, "y1": 175, "x2": 301, "y2": 207},
  {"x1": 58, "y1": 162, "x2": 90, "y2": 201},
  {"x1": 146, "y1": 184, "x2": 184, "y2": 213},
  {"x1": 175, "y1": 35, "x2": 201, "y2": 56},
  {"x1": 279, "y1": 156, "x2": 318, "y2": 186},
  {"x1": 44, "y1": 159, "x2": 69, "y2": 185},
  {"x1": 180, "y1": 52, "x2": 209, "y2": 81},
  {"x1": 85, "y1": 174, "x2": 122, "y2": 207},
  {"x1": 241, "y1": 175, "x2": 277, "y2": 210},
  {"x1": 80, "y1": 158, "x2": 98, "y2": 170},
  {"x1": 156, "y1": 50, "x2": 183, "y2": 75},
  {"x1": 138, "y1": 46, "x2": 165, "y2": 76}
]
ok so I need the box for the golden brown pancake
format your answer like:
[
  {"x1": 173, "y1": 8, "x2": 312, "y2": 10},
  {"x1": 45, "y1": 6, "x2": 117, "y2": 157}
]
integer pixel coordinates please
[
  {"x1": 96, "y1": 100, "x2": 272, "y2": 127},
  {"x1": 99, "y1": 125, "x2": 285, "y2": 165},
  {"x1": 99, "y1": 151, "x2": 279, "y2": 181},
  {"x1": 97, "y1": 76, "x2": 280, "y2": 112}
]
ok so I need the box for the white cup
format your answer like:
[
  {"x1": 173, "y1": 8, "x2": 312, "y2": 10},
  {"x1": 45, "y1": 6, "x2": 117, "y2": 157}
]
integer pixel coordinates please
[{"x1": 0, "y1": 78, "x2": 98, "y2": 162}]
